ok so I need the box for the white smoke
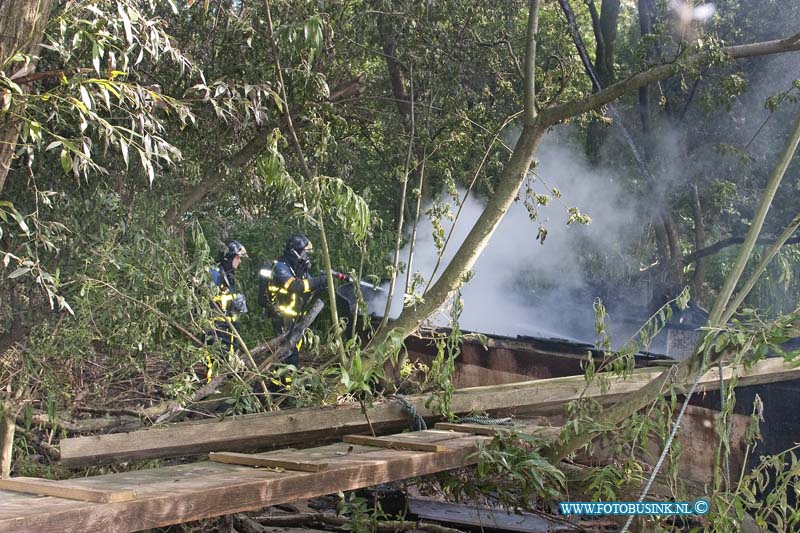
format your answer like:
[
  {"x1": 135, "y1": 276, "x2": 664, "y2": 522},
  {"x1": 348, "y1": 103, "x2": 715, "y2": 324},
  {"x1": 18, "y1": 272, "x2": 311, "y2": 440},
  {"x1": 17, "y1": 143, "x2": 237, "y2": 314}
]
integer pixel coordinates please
[
  {"x1": 371, "y1": 129, "x2": 643, "y2": 345},
  {"x1": 366, "y1": 23, "x2": 800, "y2": 346}
]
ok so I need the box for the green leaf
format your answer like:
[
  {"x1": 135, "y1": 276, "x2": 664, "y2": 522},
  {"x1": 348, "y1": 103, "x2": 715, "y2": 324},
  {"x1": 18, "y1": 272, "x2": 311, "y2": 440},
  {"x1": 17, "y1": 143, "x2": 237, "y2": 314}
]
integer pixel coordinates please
[
  {"x1": 92, "y1": 43, "x2": 101, "y2": 75},
  {"x1": 79, "y1": 84, "x2": 93, "y2": 111},
  {"x1": 119, "y1": 137, "x2": 130, "y2": 167},
  {"x1": 60, "y1": 149, "x2": 73, "y2": 174},
  {"x1": 11, "y1": 209, "x2": 29, "y2": 235},
  {"x1": 8, "y1": 267, "x2": 31, "y2": 279},
  {"x1": 118, "y1": 2, "x2": 134, "y2": 45}
]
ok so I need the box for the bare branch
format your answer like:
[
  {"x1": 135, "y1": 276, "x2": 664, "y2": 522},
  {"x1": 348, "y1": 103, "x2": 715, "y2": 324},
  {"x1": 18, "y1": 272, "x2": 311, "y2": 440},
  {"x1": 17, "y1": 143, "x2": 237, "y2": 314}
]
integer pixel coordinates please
[
  {"x1": 11, "y1": 68, "x2": 92, "y2": 85},
  {"x1": 557, "y1": 0, "x2": 600, "y2": 91},
  {"x1": 263, "y1": 0, "x2": 312, "y2": 180},
  {"x1": 166, "y1": 129, "x2": 269, "y2": 224},
  {"x1": 523, "y1": 0, "x2": 542, "y2": 124},
  {"x1": 541, "y1": 35, "x2": 800, "y2": 126},
  {"x1": 470, "y1": 29, "x2": 524, "y2": 81},
  {"x1": 723, "y1": 214, "x2": 800, "y2": 321},
  {"x1": 709, "y1": 113, "x2": 800, "y2": 326},
  {"x1": 684, "y1": 234, "x2": 800, "y2": 264}
]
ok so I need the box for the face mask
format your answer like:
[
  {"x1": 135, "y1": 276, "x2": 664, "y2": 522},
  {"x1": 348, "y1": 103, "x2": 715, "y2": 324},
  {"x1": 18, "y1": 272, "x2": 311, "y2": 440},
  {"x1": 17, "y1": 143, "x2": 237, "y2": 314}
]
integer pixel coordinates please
[
  {"x1": 300, "y1": 250, "x2": 312, "y2": 270},
  {"x1": 292, "y1": 248, "x2": 311, "y2": 270}
]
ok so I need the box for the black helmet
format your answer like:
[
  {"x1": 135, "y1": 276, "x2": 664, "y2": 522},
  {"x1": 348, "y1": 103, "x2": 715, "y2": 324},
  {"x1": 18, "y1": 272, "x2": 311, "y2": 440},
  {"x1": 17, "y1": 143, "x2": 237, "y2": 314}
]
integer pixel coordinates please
[
  {"x1": 284, "y1": 234, "x2": 313, "y2": 256},
  {"x1": 285, "y1": 234, "x2": 313, "y2": 270},
  {"x1": 223, "y1": 240, "x2": 248, "y2": 261}
]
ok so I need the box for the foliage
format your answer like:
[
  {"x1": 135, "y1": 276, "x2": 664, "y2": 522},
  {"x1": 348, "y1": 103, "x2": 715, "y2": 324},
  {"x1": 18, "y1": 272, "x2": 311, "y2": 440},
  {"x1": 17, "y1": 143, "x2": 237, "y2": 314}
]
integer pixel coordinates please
[
  {"x1": 0, "y1": 0, "x2": 798, "y2": 507},
  {"x1": 339, "y1": 349, "x2": 382, "y2": 403},
  {"x1": 336, "y1": 491, "x2": 390, "y2": 533},
  {"x1": 281, "y1": 364, "x2": 342, "y2": 408},
  {"x1": 424, "y1": 290, "x2": 463, "y2": 419},
  {"x1": 578, "y1": 287, "x2": 690, "y2": 410},
  {"x1": 703, "y1": 402, "x2": 800, "y2": 532},
  {"x1": 2, "y1": 196, "x2": 213, "y2": 411},
  {"x1": 6, "y1": 0, "x2": 194, "y2": 181},
  {"x1": 699, "y1": 307, "x2": 800, "y2": 532},
  {"x1": 439, "y1": 431, "x2": 566, "y2": 511},
  {"x1": 567, "y1": 303, "x2": 800, "y2": 530}
]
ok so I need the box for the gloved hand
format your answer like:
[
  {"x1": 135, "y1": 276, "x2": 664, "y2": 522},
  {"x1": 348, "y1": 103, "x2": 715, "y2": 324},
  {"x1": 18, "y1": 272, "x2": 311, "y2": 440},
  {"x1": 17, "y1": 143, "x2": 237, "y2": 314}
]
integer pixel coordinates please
[
  {"x1": 309, "y1": 273, "x2": 329, "y2": 291},
  {"x1": 231, "y1": 294, "x2": 248, "y2": 314}
]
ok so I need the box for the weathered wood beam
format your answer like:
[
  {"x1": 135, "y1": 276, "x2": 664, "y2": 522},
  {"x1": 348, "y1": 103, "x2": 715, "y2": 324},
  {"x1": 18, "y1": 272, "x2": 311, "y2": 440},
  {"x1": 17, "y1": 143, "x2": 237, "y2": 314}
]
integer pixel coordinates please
[
  {"x1": 0, "y1": 414, "x2": 14, "y2": 478},
  {"x1": 407, "y1": 498, "x2": 590, "y2": 533},
  {"x1": 434, "y1": 421, "x2": 561, "y2": 439},
  {"x1": 1, "y1": 435, "x2": 492, "y2": 532},
  {"x1": 59, "y1": 357, "x2": 800, "y2": 467},
  {"x1": 0, "y1": 477, "x2": 135, "y2": 503},
  {"x1": 209, "y1": 451, "x2": 328, "y2": 472},
  {"x1": 342, "y1": 434, "x2": 451, "y2": 453}
]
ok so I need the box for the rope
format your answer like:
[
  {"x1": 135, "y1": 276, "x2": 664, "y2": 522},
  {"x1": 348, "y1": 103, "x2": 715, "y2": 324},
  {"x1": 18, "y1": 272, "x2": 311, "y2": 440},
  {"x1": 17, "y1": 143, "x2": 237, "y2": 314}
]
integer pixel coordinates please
[
  {"x1": 389, "y1": 394, "x2": 427, "y2": 431},
  {"x1": 458, "y1": 415, "x2": 514, "y2": 426},
  {"x1": 620, "y1": 367, "x2": 705, "y2": 533}
]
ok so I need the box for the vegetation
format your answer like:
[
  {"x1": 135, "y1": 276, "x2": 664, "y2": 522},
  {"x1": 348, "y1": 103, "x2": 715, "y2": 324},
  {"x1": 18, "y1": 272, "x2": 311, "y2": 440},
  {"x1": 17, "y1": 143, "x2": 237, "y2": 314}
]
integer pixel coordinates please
[{"x1": 1, "y1": 0, "x2": 800, "y2": 530}]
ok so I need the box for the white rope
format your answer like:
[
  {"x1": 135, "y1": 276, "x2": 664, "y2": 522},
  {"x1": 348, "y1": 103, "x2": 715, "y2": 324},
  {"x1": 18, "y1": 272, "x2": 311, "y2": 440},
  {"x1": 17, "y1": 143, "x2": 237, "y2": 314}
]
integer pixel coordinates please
[{"x1": 619, "y1": 367, "x2": 706, "y2": 533}]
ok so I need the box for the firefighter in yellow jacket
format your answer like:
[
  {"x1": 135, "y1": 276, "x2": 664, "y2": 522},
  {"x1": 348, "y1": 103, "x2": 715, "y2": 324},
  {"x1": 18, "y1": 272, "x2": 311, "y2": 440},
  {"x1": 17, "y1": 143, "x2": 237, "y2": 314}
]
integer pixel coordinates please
[
  {"x1": 206, "y1": 240, "x2": 248, "y2": 380},
  {"x1": 260, "y1": 234, "x2": 342, "y2": 367}
]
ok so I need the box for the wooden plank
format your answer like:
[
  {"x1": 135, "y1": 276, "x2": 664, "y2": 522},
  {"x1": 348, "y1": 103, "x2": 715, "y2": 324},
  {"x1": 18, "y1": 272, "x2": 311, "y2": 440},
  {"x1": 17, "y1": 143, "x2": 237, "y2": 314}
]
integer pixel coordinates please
[
  {"x1": 208, "y1": 452, "x2": 328, "y2": 472},
  {"x1": 407, "y1": 498, "x2": 582, "y2": 532},
  {"x1": 0, "y1": 477, "x2": 136, "y2": 503},
  {"x1": 435, "y1": 422, "x2": 512, "y2": 435},
  {"x1": 368, "y1": 429, "x2": 465, "y2": 444},
  {"x1": 60, "y1": 357, "x2": 800, "y2": 467},
  {"x1": 579, "y1": 404, "x2": 750, "y2": 485},
  {"x1": 0, "y1": 434, "x2": 493, "y2": 532},
  {"x1": 342, "y1": 434, "x2": 450, "y2": 452},
  {"x1": 275, "y1": 442, "x2": 379, "y2": 460},
  {"x1": 434, "y1": 421, "x2": 561, "y2": 438}
]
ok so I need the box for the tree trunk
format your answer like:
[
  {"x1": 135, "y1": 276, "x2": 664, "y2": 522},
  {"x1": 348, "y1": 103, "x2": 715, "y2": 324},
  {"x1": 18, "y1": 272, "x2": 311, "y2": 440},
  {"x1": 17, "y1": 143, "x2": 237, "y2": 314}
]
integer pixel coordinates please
[
  {"x1": 0, "y1": 411, "x2": 15, "y2": 477},
  {"x1": 637, "y1": 0, "x2": 658, "y2": 136},
  {"x1": 586, "y1": 0, "x2": 621, "y2": 163},
  {"x1": 375, "y1": 7, "x2": 412, "y2": 124},
  {"x1": 595, "y1": 0, "x2": 620, "y2": 88},
  {"x1": 636, "y1": 0, "x2": 683, "y2": 298},
  {"x1": 561, "y1": 0, "x2": 679, "y2": 293},
  {"x1": 664, "y1": 213, "x2": 682, "y2": 279},
  {"x1": 374, "y1": 4, "x2": 426, "y2": 335},
  {"x1": 165, "y1": 128, "x2": 269, "y2": 224},
  {"x1": 0, "y1": 0, "x2": 55, "y2": 194},
  {"x1": 690, "y1": 181, "x2": 706, "y2": 299}
]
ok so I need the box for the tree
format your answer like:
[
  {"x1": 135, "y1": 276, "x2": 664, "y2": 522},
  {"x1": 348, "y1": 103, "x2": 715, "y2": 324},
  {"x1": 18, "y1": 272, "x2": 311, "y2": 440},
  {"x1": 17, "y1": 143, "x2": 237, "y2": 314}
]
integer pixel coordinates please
[
  {"x1": 546, "y1": 110, "x2": 800, "y2": 464},
  {"x1": 0, "y1": 0, "x2": 55, "y2": 193},
  {"x1": 367, "y1": 2, "x2": 800, "y2": 353},
  {"x1": 566, "y1": 0, "x2": 622, "y2": 163}
]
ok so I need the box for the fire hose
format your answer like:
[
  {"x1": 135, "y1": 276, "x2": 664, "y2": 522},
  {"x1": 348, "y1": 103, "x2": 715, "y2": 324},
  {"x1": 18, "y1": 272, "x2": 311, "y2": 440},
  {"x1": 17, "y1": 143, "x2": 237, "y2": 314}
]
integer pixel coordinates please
[{"x1": 329, "y1": 270, "x2": 386, "y2": 292}]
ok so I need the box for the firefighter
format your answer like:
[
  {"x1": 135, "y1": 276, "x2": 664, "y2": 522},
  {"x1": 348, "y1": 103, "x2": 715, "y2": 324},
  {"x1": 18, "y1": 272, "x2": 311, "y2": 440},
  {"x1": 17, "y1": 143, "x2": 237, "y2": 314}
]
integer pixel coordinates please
[
  {"x1": 261, "y1": 234, "x2": 330, "y2": 367},
  {"x1": 206, "y1": 240, "x2": 248, "y2": 380}
]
